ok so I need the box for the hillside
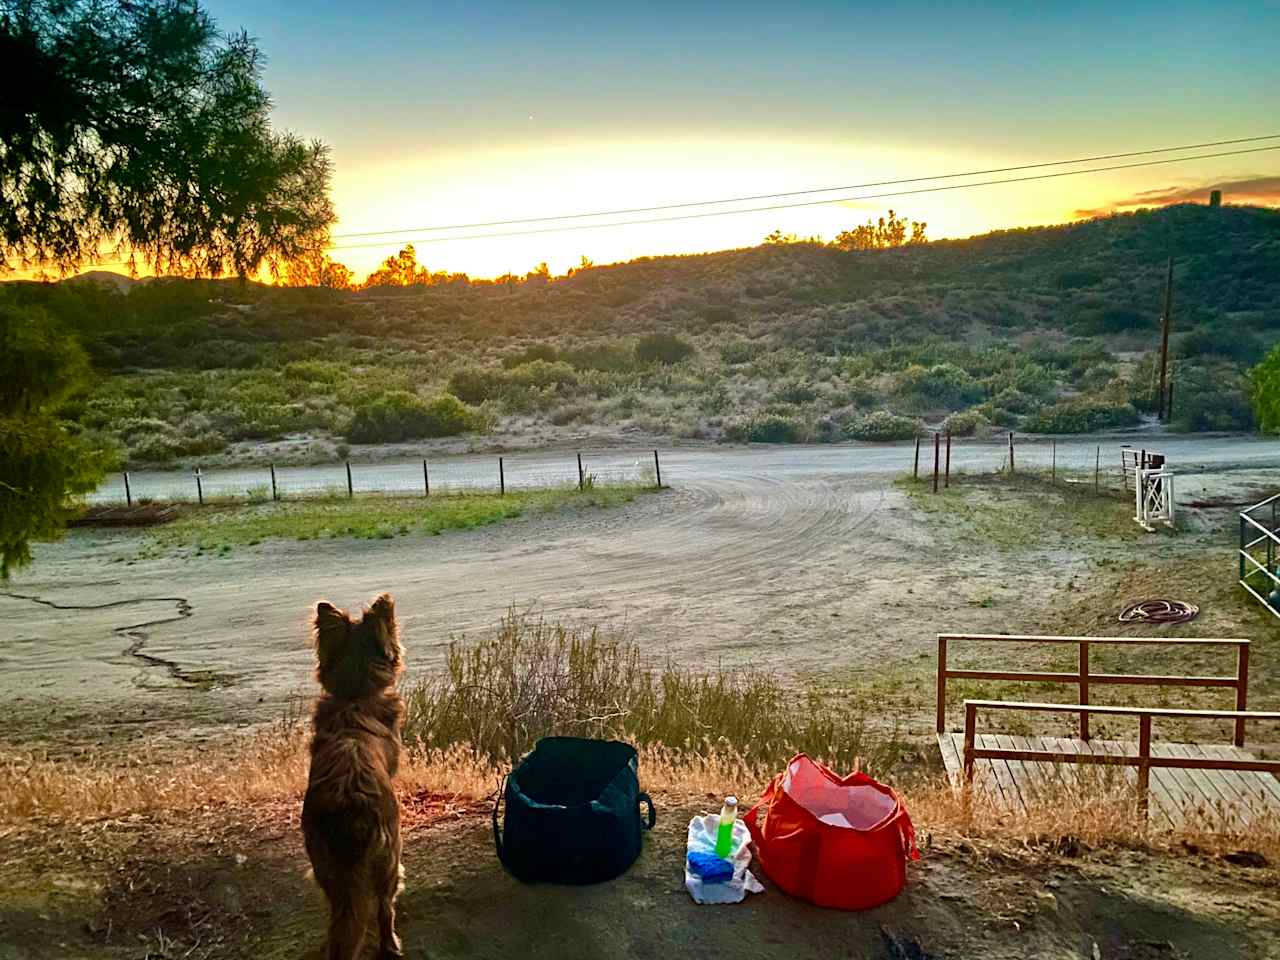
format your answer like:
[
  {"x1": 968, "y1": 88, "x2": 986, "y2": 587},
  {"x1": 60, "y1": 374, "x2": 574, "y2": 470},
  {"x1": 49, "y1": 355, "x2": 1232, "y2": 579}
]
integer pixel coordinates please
[{"x1": 4, "y1": 203, "x2": 1279, "y2": 465}]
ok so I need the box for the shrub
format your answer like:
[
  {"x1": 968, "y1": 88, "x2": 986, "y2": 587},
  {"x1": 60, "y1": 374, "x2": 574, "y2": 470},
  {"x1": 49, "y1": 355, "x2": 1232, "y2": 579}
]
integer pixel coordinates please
[
  {"x1": 1022, "y1": 398, "x2": 1139, "y2": 434},
  {"x1": 401, "y1": 609, "x2": 906, "y2": 771},
  {"x1": 845, "y1": 410, "x2": 923, "y2": 441},
  {"x1": 1178, "y1": 324, "x2": 1265, "y2": 364},
  {"x1": 987, "y1": 387, "x2": 1037, "y2": 414},
  {"x1": 560, "y1": 343, "x2": 635, "y2": 372},
  {"x1": 941, "y1": 409, "x2": 990, "y2": 437},
  {"x1": 722, "y1": 414, "x2": 808, "y2": 443},
  {"x1": 504, "y1": 359, "x2": 578, "y2": 390},
  {"x1": 1170, "y1": 365, "x2": 1254, "y2": 432},
  {"x1": 501, "y1": 344, "x2": 560, "y2": 368},
  {"x1": 774, "y1": 379, "x2": 818, "y2": 404},
  {"x1": 719, "y1": 340, "x2": 764, "y2": 365},
  {"x1": 1253, "y1": 343, "x2": 1280, "y2": 434},
  {"x1": 894, "y1": 363, "x2": 983, "y2": 410},
  {"x1": 447, "y1": 366, "x2": 504, "y2": 403},
  {"x1": 283, "y1": 359, "x2": 344, "y2": 383},
  {"x1": 699, "y1": 304, "x2": 738, "y2": 324},
  {"x1": 116, "y1": 416, "x2": 225, "y2": 463},
  {"x1": 346, "y1": 391, "x2": 487, "y2": 443},
  {"x1": 635, "y1": 332, "x2": 695, "y2": 365}
]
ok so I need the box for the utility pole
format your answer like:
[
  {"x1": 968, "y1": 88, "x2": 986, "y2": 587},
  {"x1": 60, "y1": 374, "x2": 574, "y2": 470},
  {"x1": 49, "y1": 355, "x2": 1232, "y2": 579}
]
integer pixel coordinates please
[{"x1": 1157, "y1": 257, "x2": 1173, "y2": 420}]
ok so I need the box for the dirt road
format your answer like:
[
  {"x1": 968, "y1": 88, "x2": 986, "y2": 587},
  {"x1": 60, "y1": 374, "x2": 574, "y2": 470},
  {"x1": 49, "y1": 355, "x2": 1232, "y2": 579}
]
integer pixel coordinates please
[{"x1": 2, "y1": 438, "x2": 1277, "y2": 746}]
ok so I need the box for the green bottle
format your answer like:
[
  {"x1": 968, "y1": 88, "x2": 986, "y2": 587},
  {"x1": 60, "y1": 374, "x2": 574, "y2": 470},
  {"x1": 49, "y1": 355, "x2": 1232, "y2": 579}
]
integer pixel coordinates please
[{"x1": 715, "y1": 796, "x2": 738, "y2": 858}]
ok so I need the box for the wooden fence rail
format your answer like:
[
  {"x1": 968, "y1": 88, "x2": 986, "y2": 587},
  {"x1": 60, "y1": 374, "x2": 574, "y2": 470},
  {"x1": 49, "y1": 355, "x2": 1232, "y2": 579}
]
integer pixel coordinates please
[
  {"x1": 936, "y1": 633, "x2": 1251, "y2": 746},
  {"x1": 960, "y1": 699, "x2": 1280, "y2": 815}
]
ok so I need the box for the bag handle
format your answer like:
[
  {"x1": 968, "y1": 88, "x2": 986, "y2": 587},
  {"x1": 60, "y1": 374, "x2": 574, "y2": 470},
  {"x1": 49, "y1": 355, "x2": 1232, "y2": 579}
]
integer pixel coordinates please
[
  {"x1": 898, "y1": 804, "x2": 921, "y2": 861},
  {"x1": 638, "y1": 792, "x2": 656, "y2": 830},
  {"x1": 743, "y1": 771, "x2": 783, "y2": 839},
  {"x1": 491, "y1": 774, "x2": 508, "y2": 867}
]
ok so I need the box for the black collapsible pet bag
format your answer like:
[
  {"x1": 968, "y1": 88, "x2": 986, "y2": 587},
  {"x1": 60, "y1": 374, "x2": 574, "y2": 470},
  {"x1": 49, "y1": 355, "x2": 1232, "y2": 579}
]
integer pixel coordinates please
[{"x1": 492, "y1": 737, "x2": 656, "y2": 884}]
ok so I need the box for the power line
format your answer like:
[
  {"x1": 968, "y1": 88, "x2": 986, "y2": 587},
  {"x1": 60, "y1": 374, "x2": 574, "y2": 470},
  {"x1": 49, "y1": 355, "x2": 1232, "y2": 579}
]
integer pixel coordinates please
[
  {"x1": 329, "y1": 134, "x2": 1280, "y2": 239},
  {"x1": 328, "y1": 144, "x2": 1280, "y2": 250}
]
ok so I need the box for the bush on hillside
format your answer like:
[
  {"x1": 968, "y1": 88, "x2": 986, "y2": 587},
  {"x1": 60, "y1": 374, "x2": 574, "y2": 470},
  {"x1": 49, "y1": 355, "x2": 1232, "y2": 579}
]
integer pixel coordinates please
[
  {"x1": 845, "y1": 410, "x2": 923, "y2": 441},
  {"x1": 1022, "y1": 398, "x2": 1139, "y2": 434},
  {"x1": 447, "y1": 367, "x2": 503, "y2": 403},
  {"x1": 502, "y1": 344, "x2": 560, "y2": 368},
  {"x1": 942, "y1": 409, "x2": 991, "y2": 437},
  {"x1": 346, "y1": 392, "x2": 487, "y2": 443},
  {"x1": 635, "y1": 332, "x2": 695, "y2": 365},
  {"x1": 722, "y1": 413, "x2": 808, "y2": 444},
  {"x1": 894, "y1": 363, "x2": 984, "y2": 410},
  {"x1": 1169, "y1": 365, "x2": 1254, "y2": 432}
]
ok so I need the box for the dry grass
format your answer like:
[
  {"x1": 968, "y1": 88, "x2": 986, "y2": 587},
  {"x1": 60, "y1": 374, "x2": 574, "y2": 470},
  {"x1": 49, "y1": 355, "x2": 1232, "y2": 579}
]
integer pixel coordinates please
[
  {"x1": 6, "y1": 736, "x2": 1277, "y2": 866},
  {"x1": 403, "y1": 607, "x2": 910, "y2": 772},
  {"x1": 5, "y1": 609, "x2": 1276, "y2": 866}
]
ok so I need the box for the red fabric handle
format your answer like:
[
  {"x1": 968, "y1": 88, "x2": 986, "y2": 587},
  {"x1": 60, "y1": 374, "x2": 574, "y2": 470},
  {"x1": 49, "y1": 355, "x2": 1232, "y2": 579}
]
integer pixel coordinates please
[{"x1": 743, "y1": 772, "x2": 782, "y2": 840}]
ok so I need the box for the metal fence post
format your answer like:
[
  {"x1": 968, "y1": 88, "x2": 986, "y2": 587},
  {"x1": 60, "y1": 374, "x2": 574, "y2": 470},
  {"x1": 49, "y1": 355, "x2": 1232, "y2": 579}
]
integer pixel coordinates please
[
  {"x1": 499, "y1": 457, "x2": 505, "y2": 496},
  {"x1": 913, "y1": 436, "x2": 920, "y2": 479},
  {"x1": 423, "y1": 459, "x2": 430, "y2": 497},
  {"x1": 195, "y1": 468, "x2": 203, "y2": 506},
  {"x1": 1008, "y1": 432, "x2": 1015, "y2": 474},
  {"x1": 346, "y1": 461, "x2": 353, "y2": 499},
  {"x1": 653, "y1": 449, "x2": 662, "y2": 489},
  {"x1": 270, "y1": 464, "x2": 278, "y2": 501},
  {"x1": 1051, "y1": 440, "x2": 1056, "y2": 483},
  {"x1": 1095, "y1": 446, "x2": 1100, "y2": 492},
  {"x1": 932, "y1": 432, "x2": 940, "y2": 493},
  {"x1": 123, "y1": 471, "x2": 132, "y2": 507},
  {"x1": 577, "y1": 452, "x2": 584, "y2": 491},
  {"x1": 945, "y1": 432, "x2": 951, "y2": 488}
]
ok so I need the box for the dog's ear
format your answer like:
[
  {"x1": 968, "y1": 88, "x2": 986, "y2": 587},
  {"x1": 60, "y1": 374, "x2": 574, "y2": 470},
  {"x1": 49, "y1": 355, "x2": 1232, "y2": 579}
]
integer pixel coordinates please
[
  {"x1": 313, "y1": 601, "x2": 350, "y2": 660},
  {"x1": 367, "y1": 593, "x2": 395, "y2": 624},
  {"x1": 365, "y1": 593, "x2": 401, "y2": 662}
]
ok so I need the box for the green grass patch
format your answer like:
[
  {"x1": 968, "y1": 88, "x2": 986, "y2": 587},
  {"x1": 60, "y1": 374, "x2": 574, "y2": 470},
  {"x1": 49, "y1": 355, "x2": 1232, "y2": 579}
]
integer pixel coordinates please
[
  {"x1": 144, "y1": 484, "x2": 649, "y2": 552},
  {"x1": 895, "y1": 472, "x2": 1142, "y2": 549}
]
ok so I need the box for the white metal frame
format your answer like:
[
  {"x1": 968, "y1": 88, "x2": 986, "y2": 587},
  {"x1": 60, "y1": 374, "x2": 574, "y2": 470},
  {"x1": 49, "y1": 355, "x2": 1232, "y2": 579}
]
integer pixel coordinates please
[{"x1": 1134, "y1": 467, "x2": 1174, "y2": 531}]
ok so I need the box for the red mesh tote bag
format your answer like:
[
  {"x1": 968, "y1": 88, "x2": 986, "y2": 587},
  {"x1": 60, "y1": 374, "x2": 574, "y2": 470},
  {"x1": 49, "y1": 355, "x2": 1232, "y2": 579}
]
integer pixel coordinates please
[{"x1": 743, "y1": 754, "x2": 919, "y2": 910}]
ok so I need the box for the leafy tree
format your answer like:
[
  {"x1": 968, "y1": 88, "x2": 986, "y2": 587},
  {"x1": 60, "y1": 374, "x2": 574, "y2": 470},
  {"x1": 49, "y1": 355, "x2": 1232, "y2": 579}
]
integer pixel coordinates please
[
  {"x1": 363, "y1": 245, "x2": 430, "y2": 287},
  {"x1": 1251, "y1": 343, "x2": 1280, "y2": 434},
  {"x1": 284, "y1": 251, "x2": 354, "y2": 289},
  {"x1": 0, "y1": 0, "x2": 331, "y2": 571},
  {"x1": 1, "y1": 0, "x2": 335, "y2": 277},
  {"x1": 1, "y1": 299, "x2": 118, "y2": 575},
  {"x1": 833, "y1": 210, "x2": 927, "y2": 251}
]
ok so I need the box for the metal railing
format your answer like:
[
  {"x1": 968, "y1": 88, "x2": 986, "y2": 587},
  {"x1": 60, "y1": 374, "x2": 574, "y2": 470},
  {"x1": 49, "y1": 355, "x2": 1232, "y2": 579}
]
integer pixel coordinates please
[
  {"x1": 936, "y1": 633, "x2": 1252, "y2": 746},
  {"x1": 1239, "y1": 493, "x2": 1280, "y2": 619}
]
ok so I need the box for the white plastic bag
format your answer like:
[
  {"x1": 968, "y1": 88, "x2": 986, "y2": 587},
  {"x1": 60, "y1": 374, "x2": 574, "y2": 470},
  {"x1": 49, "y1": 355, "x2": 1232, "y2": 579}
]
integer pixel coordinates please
[{"x1": 684, "y1": 813, "x2": 764, "y2": 904}]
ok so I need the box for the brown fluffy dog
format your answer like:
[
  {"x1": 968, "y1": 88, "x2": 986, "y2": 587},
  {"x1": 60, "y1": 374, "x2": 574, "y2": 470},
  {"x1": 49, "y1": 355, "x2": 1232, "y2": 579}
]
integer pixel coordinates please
[{"x1": 302, "y1": 593, "x2": 405, "y2": 960}]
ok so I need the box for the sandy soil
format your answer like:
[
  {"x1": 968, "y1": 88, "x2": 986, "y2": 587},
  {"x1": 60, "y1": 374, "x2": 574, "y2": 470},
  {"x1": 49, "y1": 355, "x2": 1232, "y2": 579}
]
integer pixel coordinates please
[{"x1": 2, "y1": 441, "x2": 1278, "y2": 751}]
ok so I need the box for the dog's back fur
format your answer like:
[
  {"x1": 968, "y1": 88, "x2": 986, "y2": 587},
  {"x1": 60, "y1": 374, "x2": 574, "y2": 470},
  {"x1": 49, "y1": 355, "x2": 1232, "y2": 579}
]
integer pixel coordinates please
[{"x1": 302, "y1": 593, "x2": 405, "y2": 960}]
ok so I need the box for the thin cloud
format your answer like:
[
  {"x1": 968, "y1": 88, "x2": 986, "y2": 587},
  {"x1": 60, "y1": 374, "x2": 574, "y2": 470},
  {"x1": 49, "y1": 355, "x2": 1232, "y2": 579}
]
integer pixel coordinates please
[{"x1": 1074, "y1": 175, "x2": 1280, "y2": 218}]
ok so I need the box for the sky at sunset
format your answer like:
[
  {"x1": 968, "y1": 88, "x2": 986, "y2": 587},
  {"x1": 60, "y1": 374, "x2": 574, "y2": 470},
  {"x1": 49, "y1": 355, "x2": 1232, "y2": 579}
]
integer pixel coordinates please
[{"x1": 192, "y1": 2, "x2": 1280, "y2": 278}]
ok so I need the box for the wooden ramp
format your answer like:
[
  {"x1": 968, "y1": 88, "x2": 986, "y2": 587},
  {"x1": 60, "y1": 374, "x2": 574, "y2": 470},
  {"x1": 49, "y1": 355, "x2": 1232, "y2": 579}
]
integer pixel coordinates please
[{"x1": 938, "y1": 732, "x2": 1280, "y2": 831}]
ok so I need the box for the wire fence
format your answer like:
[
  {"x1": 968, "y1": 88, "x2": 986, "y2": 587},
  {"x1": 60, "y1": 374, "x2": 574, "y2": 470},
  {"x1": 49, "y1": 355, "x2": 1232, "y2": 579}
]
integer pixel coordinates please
[
  {"x1": 908, "y1": 432, "x2": 1156, "y2": 496},
  {"x1": 92, "y1": 450, "x2": 663, "y2": 507}
]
